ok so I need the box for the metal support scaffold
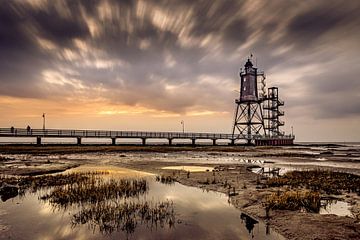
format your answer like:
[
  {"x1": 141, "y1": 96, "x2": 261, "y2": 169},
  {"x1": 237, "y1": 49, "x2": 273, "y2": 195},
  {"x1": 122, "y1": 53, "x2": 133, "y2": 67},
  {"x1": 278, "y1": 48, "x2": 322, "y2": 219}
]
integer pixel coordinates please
[
  {"x1": 263, "y1": 87, "x2": 285, "y2": 137},
  {"x1": 232, "y1": 101, "x2": 265, "y2": 143}
]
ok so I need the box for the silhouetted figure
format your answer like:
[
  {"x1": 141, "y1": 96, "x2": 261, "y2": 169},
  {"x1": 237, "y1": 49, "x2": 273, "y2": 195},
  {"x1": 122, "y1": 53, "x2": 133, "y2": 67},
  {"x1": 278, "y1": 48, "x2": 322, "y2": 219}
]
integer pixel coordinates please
[
  {"x1": 10, "y1": 126, "x2": 14, "y2": 134},
  {"x1": 27, "y1": 125, "x2": 31, "y2": 135}
]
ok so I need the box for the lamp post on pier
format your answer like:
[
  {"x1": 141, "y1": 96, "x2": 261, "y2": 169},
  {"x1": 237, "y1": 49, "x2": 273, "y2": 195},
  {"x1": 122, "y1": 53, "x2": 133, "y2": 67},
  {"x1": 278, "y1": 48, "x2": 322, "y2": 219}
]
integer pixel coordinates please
[{"x1": 42, "y1": 113, "x2": 46, "y2": 131}]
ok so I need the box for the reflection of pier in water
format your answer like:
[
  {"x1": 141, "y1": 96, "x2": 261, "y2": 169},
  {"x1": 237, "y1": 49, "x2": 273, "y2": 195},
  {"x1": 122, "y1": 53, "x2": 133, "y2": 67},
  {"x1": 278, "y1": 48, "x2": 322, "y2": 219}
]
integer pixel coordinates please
[
  {"x1": 258, "y1": 167, "x2": 281, "y2": 177},
  {"x1": 249, "y1": 166, "x2": 281, "y2": 177}
]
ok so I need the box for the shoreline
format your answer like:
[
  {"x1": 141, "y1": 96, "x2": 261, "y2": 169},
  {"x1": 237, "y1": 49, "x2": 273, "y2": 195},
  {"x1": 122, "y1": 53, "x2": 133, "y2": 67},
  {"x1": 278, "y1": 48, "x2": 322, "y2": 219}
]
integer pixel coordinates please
[{"x1": 0, "y1": 143, "x2": 350, "y2": 154}]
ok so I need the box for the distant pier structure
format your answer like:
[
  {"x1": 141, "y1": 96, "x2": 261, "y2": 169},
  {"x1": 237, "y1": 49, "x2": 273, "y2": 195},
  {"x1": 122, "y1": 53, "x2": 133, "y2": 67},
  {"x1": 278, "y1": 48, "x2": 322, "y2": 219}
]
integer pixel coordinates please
[
  {"x1": 232, "y1": 58, "x2": 294, "y2": 145},
  {"x1": 0, "y1": 57, "x2": 294, "y2": 146}
]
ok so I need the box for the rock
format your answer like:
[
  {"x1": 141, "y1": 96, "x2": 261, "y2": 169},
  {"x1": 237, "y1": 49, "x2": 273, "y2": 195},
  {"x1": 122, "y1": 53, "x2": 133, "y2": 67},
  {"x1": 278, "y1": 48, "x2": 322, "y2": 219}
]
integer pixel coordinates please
[{"x1": 0, "y1": 183, "x2": 19, "y2": 202}]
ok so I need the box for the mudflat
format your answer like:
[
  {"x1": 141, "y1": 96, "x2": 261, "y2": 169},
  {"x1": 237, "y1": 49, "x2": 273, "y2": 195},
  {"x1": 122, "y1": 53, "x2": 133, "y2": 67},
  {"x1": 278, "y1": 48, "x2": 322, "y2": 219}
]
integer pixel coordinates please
[{"x1": 1, "y1": 144, "x2": 359, "y2": 239}]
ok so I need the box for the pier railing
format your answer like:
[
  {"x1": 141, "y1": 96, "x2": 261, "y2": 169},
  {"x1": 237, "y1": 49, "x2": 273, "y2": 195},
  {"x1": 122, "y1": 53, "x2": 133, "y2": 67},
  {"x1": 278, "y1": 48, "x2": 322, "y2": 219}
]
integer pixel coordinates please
[{"x1": 0, "y1": 128, "x2": 294, "y2": 140}]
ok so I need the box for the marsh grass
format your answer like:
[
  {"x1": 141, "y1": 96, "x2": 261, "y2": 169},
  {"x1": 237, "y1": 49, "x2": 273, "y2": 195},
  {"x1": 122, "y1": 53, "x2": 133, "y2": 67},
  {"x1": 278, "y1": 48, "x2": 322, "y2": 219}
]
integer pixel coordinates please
[
  {"x1": 266, "y1": 170, "x2": 360, "y2": 195},
  {"x1": 2, "y1": 171, "x2": 177, "y2": 235},
  {"x1": 265, "y1": 190, "x2": 321, "y2": 213},
  {"x1": 40, "y1": 177, "x2": 148, "y2": 207},
  {"x1": 155, "y1": 175, "x2": 176, "y2": 184},
  {"x1": 71, "y1": 200, "x2": 175, "y2": 234},
  {"x1": 1, "y1": 171, "x2": 109, "y2": 189},
  {"x1": 0, "y1": 175, "x2": 18, "y2": 185}
]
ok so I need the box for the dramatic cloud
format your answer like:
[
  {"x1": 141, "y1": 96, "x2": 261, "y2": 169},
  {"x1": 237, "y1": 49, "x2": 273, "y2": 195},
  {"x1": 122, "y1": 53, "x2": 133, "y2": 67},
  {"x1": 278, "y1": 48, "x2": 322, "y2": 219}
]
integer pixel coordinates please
[{"x1": 0, "y1": 0, "x2": 359, "y2": 140}]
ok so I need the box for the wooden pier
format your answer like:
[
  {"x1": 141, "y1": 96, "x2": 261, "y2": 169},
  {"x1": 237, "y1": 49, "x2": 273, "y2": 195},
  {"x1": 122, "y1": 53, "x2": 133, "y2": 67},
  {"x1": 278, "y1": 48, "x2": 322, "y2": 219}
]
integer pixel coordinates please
[{"x1": 0, "y1": 128, "x2": 294, "y2": 146}]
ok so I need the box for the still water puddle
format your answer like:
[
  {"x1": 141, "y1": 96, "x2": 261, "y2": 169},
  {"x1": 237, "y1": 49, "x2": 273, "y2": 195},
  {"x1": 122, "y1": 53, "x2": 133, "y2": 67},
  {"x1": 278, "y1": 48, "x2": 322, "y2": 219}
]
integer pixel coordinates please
[
  {"x1": 320, "y1": 200, "x2": 353, "y2": 217},
  {"x1": 68, "y1": 164, "x2": 154, "y2": 178},
  {"x1": 0, "y1": 165, "x2": 284, "y2": 240},
  {"x1": 249, "y1": 166, "x2": 295, "y2": 177},
  {"x1": 162, "y1": 165, "x2": 214, "y2": 172}
]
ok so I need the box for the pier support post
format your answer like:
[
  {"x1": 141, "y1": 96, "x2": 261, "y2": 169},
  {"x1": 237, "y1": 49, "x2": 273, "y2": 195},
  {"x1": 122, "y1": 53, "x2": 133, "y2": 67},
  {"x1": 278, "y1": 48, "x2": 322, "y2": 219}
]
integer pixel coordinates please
[
  {"x1": 111, "y1": 138, "x2": 116, "y2": 145},
  {"x1": 142, "y1": 138, "x2": 146, "y2": 145},
  {"x1": 168, "y1": 138, "x2": 172, "y2": 145},
  {"x1": 77, "y1": 137, "x2": 81, "y2": 145},
  {"x1": 212, "y1": 139, "x2": 217, "y2": 146},
  {"x1": 36, "y1": 137, "x2": 41, "y2": 145},
  {"x1": 191, "y1": 139, "x2": 196, "y2": 146}
]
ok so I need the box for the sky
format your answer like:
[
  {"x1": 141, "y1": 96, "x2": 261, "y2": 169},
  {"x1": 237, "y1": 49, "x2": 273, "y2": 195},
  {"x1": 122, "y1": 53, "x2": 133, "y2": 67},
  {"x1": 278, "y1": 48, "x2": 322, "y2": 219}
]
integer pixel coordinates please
[{"x1": 0, "y1": 0, "x2": 360, "y2": 142}]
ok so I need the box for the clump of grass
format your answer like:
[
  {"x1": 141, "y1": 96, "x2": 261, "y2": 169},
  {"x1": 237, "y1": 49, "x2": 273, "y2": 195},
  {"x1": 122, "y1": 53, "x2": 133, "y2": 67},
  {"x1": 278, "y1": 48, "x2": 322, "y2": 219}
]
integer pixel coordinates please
[
  {"x1": 266, "y1": 170, "x2": 360, "y2": 195},
  {"x1": 40, "y1": 178, "x2": 148, "y2": 207},
  {"x1": 71, "y1": 200, "x2": 175, "y2": 234},
  {"x1": 1, "y1": 172, "x2": 109, "y2": 197},
  {"x1": 156, "y1": 175, "x2": 176, "y2": 184},
  {"x1": 21, "y1": 172, "x2": 107, "y2": 191},
  {"x1": 0, "y1": 175, "x2": 18, "y2": 186},
  {"x1": 265, "y1": 190, "x2": 321, "y2": 214}
]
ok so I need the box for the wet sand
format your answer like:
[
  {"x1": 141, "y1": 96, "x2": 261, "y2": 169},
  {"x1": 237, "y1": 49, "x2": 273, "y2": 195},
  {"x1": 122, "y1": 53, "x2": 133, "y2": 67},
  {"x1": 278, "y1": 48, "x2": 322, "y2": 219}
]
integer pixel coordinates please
[
  {"x1": 157, "y1": 163, "x2": 360, "y2": 240},
  {"x1": 1, "y1": 145, "x2": 360, "y2": 239}
]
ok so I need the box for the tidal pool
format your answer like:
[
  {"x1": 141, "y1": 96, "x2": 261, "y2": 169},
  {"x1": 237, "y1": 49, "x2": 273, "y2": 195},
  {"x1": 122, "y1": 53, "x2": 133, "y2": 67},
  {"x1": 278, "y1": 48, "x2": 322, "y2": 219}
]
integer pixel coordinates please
[
  {"x1": 0, "y1": 166, "x2": 284, "y2": 240},
  {"x1": 320, "y1": 200, "x2": 353, "y2": 217},
  {"x1": 161, "y1": 165, "x2": 214, "y2": 172}
]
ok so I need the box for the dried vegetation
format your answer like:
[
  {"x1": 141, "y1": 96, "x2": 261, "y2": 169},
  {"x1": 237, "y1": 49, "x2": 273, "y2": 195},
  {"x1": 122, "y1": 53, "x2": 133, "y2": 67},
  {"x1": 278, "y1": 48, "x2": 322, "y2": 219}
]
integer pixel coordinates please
[
  {"x1": 72, "y1": 200, "x2": 175, "y2": 234},
  {"x1": 266, "y1": 170, "x2": 360, "y2": 195},
  {"x1": 265, "y1": 190, "x2": 321, "y2": 213},
  {"x1": 155, "y1": 175, "x2": 176, "y2": 184},
  {"x1": 1, "y1": 171, "x2": 175, "y2": 235}
]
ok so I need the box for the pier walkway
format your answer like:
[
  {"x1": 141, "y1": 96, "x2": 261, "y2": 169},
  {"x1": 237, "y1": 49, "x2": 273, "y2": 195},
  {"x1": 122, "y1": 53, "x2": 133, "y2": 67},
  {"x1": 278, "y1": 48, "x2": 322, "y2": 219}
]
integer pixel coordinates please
[{"x1": 0, "y1": 128, "x2": 294, "y2": 146}]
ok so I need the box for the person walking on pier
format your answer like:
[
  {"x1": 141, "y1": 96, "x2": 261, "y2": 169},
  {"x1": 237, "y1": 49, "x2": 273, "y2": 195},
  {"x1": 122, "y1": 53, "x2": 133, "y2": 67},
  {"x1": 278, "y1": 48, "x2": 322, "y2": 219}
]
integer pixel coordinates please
[
  {"x1": 27, "y1": 125, "x2": 31, "y2": 135},
  {"x1": 10, "y1": 126, "x2": 14, "y2": 134}
]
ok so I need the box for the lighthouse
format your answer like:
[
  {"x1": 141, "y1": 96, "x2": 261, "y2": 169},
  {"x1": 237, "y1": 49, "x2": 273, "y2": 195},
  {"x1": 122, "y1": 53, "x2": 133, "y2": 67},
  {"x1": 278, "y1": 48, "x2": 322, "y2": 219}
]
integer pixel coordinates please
[{"x1": 232, "y1": 58, "x2": 266, "y2": 144}]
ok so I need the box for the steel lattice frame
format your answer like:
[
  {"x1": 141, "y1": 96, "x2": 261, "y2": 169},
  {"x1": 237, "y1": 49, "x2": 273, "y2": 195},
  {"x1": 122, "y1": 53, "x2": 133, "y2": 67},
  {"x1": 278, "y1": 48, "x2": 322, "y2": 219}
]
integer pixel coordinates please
[
  {"x1": 232, "y1": 101, "x2": 266, "y2": 144},
  {"x1": 263, "y1": 87, "x2": 284, "y2": 137}
]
